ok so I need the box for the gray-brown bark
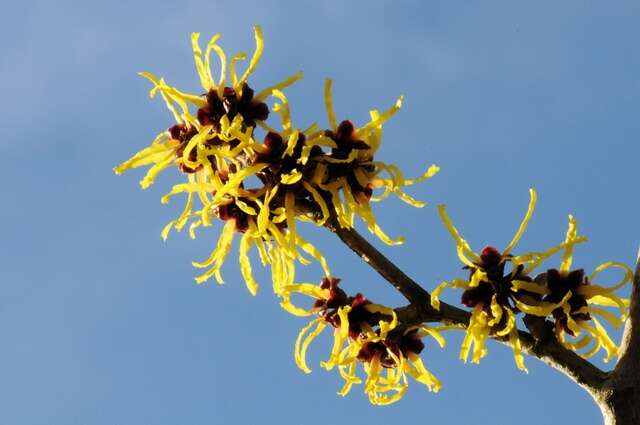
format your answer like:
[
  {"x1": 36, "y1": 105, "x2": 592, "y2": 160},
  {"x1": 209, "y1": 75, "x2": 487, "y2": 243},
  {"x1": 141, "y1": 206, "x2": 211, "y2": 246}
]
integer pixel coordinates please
[
  {"x1": 594, "y1": 254, "x2": 640, "y2": 425},
  {"x1": 329, "y1": 219, "x2": 639, "y2": 425}
]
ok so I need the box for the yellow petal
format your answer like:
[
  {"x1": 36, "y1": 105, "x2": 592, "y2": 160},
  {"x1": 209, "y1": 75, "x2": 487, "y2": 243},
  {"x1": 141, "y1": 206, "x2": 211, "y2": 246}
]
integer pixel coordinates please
[
  {"x1": 191, "y1": 33, "x2": 215, "y2": 90},
  {"x1": 295, "y1": 235, "x2": 331, "y2": 277},
  {"x1": 236, "y1": 25, "x2": 264, "y2": 90},
  {"x1": 589, "y1": 261, "x2": 634, "y2": 292},
  {"x1": 229, "y1": 51, "x2": 247, "y2": 88},
  {"x1": 437, "y1": 205, "x2": 480, "y2": 267},
  {"x1": 509, "y1": 326, "x2": 528, "y2": 373},
  {"x1": 192, "y1": 220, "x2": 236, "y2": 284},
  {"x1": 503, "y1": 188, "x2": 536, "y2": 256},
  {"x1": 323, "y1": 79, "x2": 337, "y2": 131},
  {"x1": 560, "y1": 215, "x2": 578, "y2": 273},
  {"x1": 294, "y1": 318, "x2": 326, "y2": 374},
  {"x1": 239, "y1": 231, "x2": 259, "y2": 296},
  {"x1": 255, "y1": 71, "x2": 304, "y2": 102}
]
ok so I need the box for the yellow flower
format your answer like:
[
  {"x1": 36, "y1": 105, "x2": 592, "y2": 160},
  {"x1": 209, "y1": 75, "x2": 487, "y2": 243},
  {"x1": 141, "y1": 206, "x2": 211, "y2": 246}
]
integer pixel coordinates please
[
  {"x1": 286, "y1": 278, "x2": 393, "y2": 372},
  {"x1": 535, "y1": 216, "x2": 633, "y2": 362},
  {"x1": 114, "y1": 24, "x2": 302, "y2": 193},
  {"x1": 286, "y1": 278, "x2": 396, "y2": 370},
  {"x1": 349, "y1": 326, "x2": 445, "y2": 405},
  {"x1": 312, "y1": 79, "x2": 440, "y2": 245},
  {"x1": 284, "y1": 277, "x2": 444, "y2": 405},
  {"x1": 246, "y1": 89, "x2": 336, "y2": 249},
  {"x1": 114, "y1": 27, "x2": 327, "y2": 294},
  {"x1": 434, "y1": 189, "x2": 585, "y2": 371}
]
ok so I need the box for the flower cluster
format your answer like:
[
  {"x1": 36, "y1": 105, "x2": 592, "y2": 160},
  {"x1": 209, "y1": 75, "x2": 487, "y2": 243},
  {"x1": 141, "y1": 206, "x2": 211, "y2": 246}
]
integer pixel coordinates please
[
  {"x1": 114, "y1": 25, "x2": 634, "y2": 407},
  {"x1": 434, "y1": 189, "x2": 633, "y2": 369},
  {"x1": 530, "y1": 218, "x2": 633, "y2": 362},
  {"x1": 114, "y1": 26, "x2": 438, "y2": 296},
  {"x1": 282, "y1": 277, "x2": 445, "y2": 405}
]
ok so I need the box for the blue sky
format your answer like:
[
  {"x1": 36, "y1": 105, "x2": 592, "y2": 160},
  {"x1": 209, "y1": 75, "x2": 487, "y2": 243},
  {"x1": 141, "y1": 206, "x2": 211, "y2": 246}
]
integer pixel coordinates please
[{"x1": 1, "y1": 1, "x2": 639, "y2": 424}]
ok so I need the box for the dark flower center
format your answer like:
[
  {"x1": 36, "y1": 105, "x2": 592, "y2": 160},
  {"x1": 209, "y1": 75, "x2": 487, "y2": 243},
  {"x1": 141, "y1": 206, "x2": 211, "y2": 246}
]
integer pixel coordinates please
[
  {"x1": 197, "y1": 83, "x2": 269, "y2": 131},
  {"x1": 544, "y1": 268, "x2": 591, "y2": 336}
]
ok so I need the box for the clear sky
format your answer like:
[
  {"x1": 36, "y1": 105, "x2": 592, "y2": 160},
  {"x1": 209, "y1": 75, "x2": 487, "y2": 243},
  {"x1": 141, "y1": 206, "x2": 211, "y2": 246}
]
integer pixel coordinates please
[{"x1": 1, "y1": 1, "x2": 639, "y2": 424}]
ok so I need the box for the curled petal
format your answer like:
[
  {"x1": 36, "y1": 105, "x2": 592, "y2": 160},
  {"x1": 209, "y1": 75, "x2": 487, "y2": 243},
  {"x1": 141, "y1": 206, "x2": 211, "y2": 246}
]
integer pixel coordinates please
[
  {"x1": 294, "y1": 318, "x2": 326, "y2": 374},
  {"x1": 502, "y1": 188, "x2": 537, "y2": 256}
]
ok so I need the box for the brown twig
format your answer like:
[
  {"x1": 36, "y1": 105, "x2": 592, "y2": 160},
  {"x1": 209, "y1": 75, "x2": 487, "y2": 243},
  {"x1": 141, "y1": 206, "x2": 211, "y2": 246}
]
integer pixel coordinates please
[{"x1": 327, "y1": 217, "x2": 431, "y2": 306}]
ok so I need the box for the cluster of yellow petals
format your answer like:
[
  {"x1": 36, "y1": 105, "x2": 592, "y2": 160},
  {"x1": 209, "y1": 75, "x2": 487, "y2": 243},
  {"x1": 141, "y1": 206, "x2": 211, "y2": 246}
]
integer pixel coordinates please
[
  {"x1": 114, "y1": 25, "x2": 636, "y2": 408},
  {"x1": 114, "y1": 26, "x2": 330, "y2": 296},
  {"x1": 356, "y1": 328, "x2": 445, "y2": 406},
  {"x1": 115, "y1": 26, "x2": 449, "y2": 405},
  {"x1": 544, "y1": 217, "x2": 632, "y2": 362},
  {"x1": 434, "y1": 188, "x2": 633, "y2": 370},
  {"x1": 435, "y1": 189, "x2": 546, "y2": 371},
  {"x1": 281, "y1": 283, "x2": 444, "y2": 405},
  {"x1": 320, "y1": 80, "x2": 440, "y2": 245},
  {"x1": 115, "y1": 25, "x2": 438, "y2": 302}
]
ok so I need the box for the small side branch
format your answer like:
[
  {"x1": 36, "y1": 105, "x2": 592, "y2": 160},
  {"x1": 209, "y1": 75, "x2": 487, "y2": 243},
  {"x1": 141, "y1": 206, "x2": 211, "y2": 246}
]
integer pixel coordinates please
[{"x1": 328, "y1": 219, "x2": 431, "y2": 306}]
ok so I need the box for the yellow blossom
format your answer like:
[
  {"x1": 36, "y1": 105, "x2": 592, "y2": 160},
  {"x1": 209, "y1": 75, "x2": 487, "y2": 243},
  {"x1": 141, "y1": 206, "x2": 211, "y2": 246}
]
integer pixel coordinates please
[
  {"x1": 114, "y1": 27, "x2": 325, "y2": 294},
  {"x1": 434, "y1": 189, "x2": 585, "y2": 371},
  {"x1": 314, "y1": 79, "x2": 440, "y2": 245},
  {"x1": 285, "y1": 277, "x2": 444, "y2": 405},
  {"x1": 539, "y1": 216, "x2": 633, "y2": 362}
]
